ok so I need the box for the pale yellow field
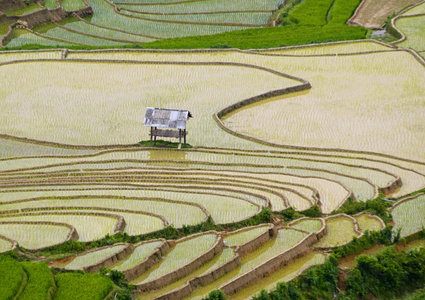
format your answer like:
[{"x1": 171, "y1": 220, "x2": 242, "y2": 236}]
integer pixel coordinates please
[
  {"x1": 222, "y1": 51, "x2": 425, "y2": 162},
  {"x1": 0, "y1": 60, "x2": 296, "y2": 147},
  {"x1": 0, "y1": 51, "x2": 62, "y2": 63},
  {"x1": 257, "y1": 41, "x2": 394, "y2": 55},
  {"x1": 65, "y1": 48, "x2": 425, "y2": 166}
]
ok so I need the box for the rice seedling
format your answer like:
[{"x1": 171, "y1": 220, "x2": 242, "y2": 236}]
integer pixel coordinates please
[
  {"x1": 130, "y1": 233, "x2": 217, "y2": 284},
  {"x1": 43, "y1": 0, "x2": 58, "y2": 9},
  {"x1": 118, "y1": 0, "x2": 280, "y2": 13},
  {"x1": 61, "y1": 0, "x2": 87, "y2": 11},
  {"x1": 224, "y1": 225, "x2": 270, "y2": 247},
  {"x1": 111, "y1": 241, "x2": 163, "y2": 271},
  {"x1": 0, "y1": 213, "x2": 118, "y2": 242},
  {"x1": 5, "y1": 28, "x2": 76, "y2": 48},
  {"x1": 392, "y1": 195, "x2": 425, "y2": 237},
  {"x1": 188, "y1": 228, "x2": 308, "y2": 299},
  {"x1": 0, "y1": 236, "x2": 13, "y2": 252},
  {"x1": 138, "y1": 248, "x2": 235, "y2": 299},
  {"x1": 402, "y1": 2, "x2": 425, "y2": 15},
  {"x1": 222, "y1": 51, "x2": 425, "y2": 162},
  {"x1": 59, "y1": 18, "x2": 155, "y2": 43},
  {"x1": 0, "y1": 223, "x2": 71, "y2": 249},
  {"x1": 314, "y1": 216, "x2": 359, "y2": 248},
  {"x1": 354, "y1": 213, "x2": 384, "y2": 233},
  {"x1": 3, "y1": 3, "x2": 42, "y2": 16},
  {"x1": 0, "y1": 60, "x2": 295, "y2": 147},
  {"x1": 86, "y1": 0, "x2": 252, "y2": 38},
  {"x1": 0, "y1": 194, "x2": 213, "y2": 227},
  {"x1": 53, "y1": 244, "x2": 128, "y2": 269},
  {"x1": 33, "y1": 20, "x2": 129, "y2": 46},
  {"x1": 262, "y1": 41, "x2": 394, "y2": 56},
  {"x1": 230, "y1": 251, "x2": 325, "y2": 299},
  {"x1": 0, "y1": 137, "x2": 95, "y2": 157},
  {"x1": 0, "y1": 50, "x2": 63, "y2": 63},
  {"x1": 290, "y1": 219, "x2": 322, "y2": 232},
  {"x1": 119, "y1": 11, "x2": 271, "y2": 26},
  {"x1": 395, "y1": 16, "x2": 425, "y2": 52}
]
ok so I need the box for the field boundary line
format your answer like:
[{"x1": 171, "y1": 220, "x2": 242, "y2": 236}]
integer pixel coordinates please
[
  {"x1": 52, "y1": 21, "x2": 149, "y2": 44},
  {"x1": 136, "y1": 231, "x2": 224, "y2": 292},
  {"x1": 52, "y1": 242, "x2": 134, "y2": 273},
  {"x1": 313, "y1": 213, "x2": 362, "y2": 251},
  {"x1": 0, "y1": 234, "x2": 17, "y2": 253},
  {"x1": 154, "y1": 224, "x2": 275, "y2": 300},
  {"x1": 0, "y1": 220, "x2": 78, "y2": 251},
  {"x1": 72, "y1": 13, "x2": 164, "y2": 39},
  {"x1": 219, "y1": 223, "x2": 326, "y2": 296},
  {"x1": 119, "y1": 9, "x2": 274, "y2": 15},
  {"x1": 118, "y1": 9, "x2": 265, "y2": 27}
]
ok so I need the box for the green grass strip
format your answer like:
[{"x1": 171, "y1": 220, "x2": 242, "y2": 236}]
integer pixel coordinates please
[
  {"x1": 0, "y1": 256, "x2": 24, "y2": 300},
  {"x1": 19, "y1": 262, "x2": 56, "y2": 300},
  {"x1": 54, "y1": 273, "x2": 113, "y2": 300},
  {"x1": 141, "y1": 24, "x2": 367, "y2": 49}
]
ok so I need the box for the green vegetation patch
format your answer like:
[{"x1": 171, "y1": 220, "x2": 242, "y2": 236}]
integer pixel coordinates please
[
  {"x1": 19, "y1": 262, "x2": 55, "y2": 300},
  {"x1": 0, "y1": 256, "x2": 24, "y2": 300},
  {"x1": 343, "y1": 247, "x2": 425, "y2": 299},
  {"x1": 54, "y1": 272, "x2": 113, "y2": 300},
  {"x1": 143, "y1": 24, "x2": 367, "y2": 49}
]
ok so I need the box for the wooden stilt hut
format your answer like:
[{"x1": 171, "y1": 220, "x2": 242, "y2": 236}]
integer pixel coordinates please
[{"x1": 143, "y1": 107, "x2": 192, "y2": 149}]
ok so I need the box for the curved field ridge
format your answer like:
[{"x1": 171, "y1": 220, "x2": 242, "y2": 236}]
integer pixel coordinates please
[
  {"x1": 314, "y1": 214, "x2": 362, "y2": 249},
  {"x1": 0, "y1": 221, "x2": 77, "y2": 250},
  {"x1": 51, "y1": 243, "x2": 130, "y2": 270},
  {"x1": 0, "y1": 44, "x2": 425, "y2": 297},
  {"x1": 0, "y1": 59, "x2": 303, "y2": 146},
  {"x1": 353, "y1": 212, "x2": 385, "y2": 233}
]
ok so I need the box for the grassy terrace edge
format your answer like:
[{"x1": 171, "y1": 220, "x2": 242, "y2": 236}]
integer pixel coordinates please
[{"x1": 1, "y1": 25, "x2": 369, "y2": 50}]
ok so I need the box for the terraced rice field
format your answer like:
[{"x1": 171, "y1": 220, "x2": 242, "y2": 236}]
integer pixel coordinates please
[
  {"x1": 52, "y1": 244, "x2": 128, "y2": 269},
  {"x1": 290, "y1": 219, "x2": 322, "y2": 233},
  {"x1": 0, "y1": 222, "x2": 72, "y2": 249},
  {"x1": 224, "y1": 225, "x2": 270, "y2": 247},
  {"x1": 392, "y1": 194, "x2": 425, "y2": 237},
  {"x1": 111, "y1": 240, "x2": 163, "y2": 271},
  {"x1": 0, "y1": 235, "x2": 14, "y2": 252},
  {"x1": 230, "y1": 251, "x2": 326, "y2": 299},
  {"x1": 187, "y1": 228, "x2": 308, "y2": 299},
  {"x1": 131, "y1": 233, "x2": 218, "y2": 284},
  {"x1": 395, "y1": 15, "x2": 425, "y2": 54},
  {"x1": 314, "y1": 215, "x2": 360, "y2": 248},
  {"x1": 0, "y1": 40, "x2": 425, "y2": 299},
  {"x1": 1, "y1": 0, "x2": 279, "y2": 47},
  {"x1": 354, "y1": 213, "x2": 384, "y2": 233}
]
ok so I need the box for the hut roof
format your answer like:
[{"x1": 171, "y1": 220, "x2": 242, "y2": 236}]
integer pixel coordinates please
[{"x1": 143, "y1": 107, "x2": 192, "y2": 129}]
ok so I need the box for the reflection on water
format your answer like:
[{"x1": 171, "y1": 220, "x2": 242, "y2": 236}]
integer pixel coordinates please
[
  {"x1": 149, "y1": 149, "x2": 187, "y2": 160},
  {"x1": 230, "y1": 251, "x2": 326, "y2": 299}
]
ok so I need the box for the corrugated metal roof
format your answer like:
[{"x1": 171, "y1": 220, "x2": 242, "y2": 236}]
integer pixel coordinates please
[{"x1": 143, "y1": 107, "x2": 192, "y2": 129}]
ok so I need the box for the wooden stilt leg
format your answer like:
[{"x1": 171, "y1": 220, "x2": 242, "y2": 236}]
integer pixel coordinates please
[
  {"x1": 150, "y1": 127, "x2": 153, "y2": 147},
  {"x1": 184, "y1": 129, "x2": 186, "y2": 146},
  {"x1": 154, "y1": 127, "x2": 157, "y2": 146}
]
